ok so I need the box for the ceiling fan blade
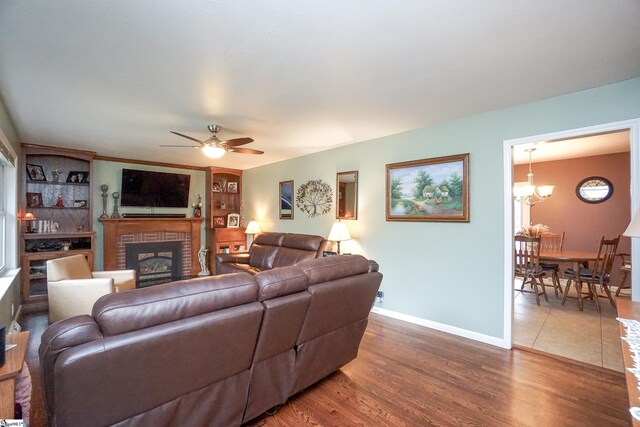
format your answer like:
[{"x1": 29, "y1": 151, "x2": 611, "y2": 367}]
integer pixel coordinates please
[
  {"x1": 159, "y1": 145, "x2": 201, "y2": 148},
  {"x1": 229, "y1": 147, "x2": 264, "y2": 155},
  {"x1": 222, "y1": 137, "x2": 254, "y2": 147},
  {"x1": 170, "y1": 131, "x2": 204, "y2": 144}
]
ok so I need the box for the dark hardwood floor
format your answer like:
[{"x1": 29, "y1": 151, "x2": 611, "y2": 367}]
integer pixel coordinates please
[{"x1": 21, "y1": 312, "x2": 630, "y2": 426}]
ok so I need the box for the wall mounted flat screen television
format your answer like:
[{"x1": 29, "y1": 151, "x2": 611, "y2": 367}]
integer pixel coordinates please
[{"x1": 120, "y1": 168, "x2": 191, "y2": 208}]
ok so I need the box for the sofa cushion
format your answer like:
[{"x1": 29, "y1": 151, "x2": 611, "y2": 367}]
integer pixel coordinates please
[
  {"x1": 281, "y1": 233, "x2": 325, "y2": 251},
  {"x1": 253, "y1": 232, "x2": 285, "y2": 247},
  {"x1": 217, "y1": 262, "x2": 264, "y2": 276},
  {"x1": 297, "y1": 254, "x2": 370, "y2": 285},
  {"x1": 92, "y1": 273, "x2": 258, "y2": 336},
  {"x1": 272, "y1": 247, "x2": 317, "y2": 268},
  {"x1": 249, "y1": 245, "x2": 278, "y2": 269},
  {"x1": 254, "y1": 266, "x2": 308, "y2": 301},
  {"x1": 46, "y1": 254, "x2": 93, "y2": 281}
]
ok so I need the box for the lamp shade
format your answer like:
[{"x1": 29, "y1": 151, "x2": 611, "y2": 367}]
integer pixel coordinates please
[
  {"x1": 536, "y1": 185, "x2": 555, "y2": 198},
  {"x1": 328, "y1": 222, "x2": 351, "y2": 242},
  {"x1": 245, "y1": 220, "x2": 261, "y2": 235},
  {"x1": 23, "y1": 212, "x2": 36, "y2": 220},
  {"x1": 624, "y1": 209, "x2": 640, "y2": 237},
  {"x1": 513, "y1": 183, "x2": 535, "y2": 198}
]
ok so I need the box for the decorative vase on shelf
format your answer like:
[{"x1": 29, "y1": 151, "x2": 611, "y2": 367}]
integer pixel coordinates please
[
  {"x1": 193, "y1": 194, "x2": 203, "y2": 218},
  {"x1": 111, "y1": 192, "x2": 121, "y2": 218}
]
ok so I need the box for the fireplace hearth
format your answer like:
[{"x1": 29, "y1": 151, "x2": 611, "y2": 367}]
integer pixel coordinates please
[{"x1": 126, "y1": 241, "x2": 182, "y2": 288}]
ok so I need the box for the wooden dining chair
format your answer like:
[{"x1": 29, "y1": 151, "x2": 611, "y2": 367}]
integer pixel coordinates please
[
  {"x1": 539, "y1": 231, "x2": 565, "y2": 297},
  {"x1": 514, "y1": 235, "x2": 548, "y2": 305},
  {"x1": 615, "y1": 253, "x2": 631, "y2": 297},
  {"x1": 562, "y1": 235, "x2": 620, "y2": 312}
]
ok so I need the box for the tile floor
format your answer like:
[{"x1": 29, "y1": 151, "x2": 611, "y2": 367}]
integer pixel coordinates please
[{"x1": 513, "y1": 278, "x2": 626, "y2": 372}]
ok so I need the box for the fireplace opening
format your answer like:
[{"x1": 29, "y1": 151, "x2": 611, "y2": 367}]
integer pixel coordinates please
[{"x1": 125, "y1": 241, "x2": 182, "y2": 288}]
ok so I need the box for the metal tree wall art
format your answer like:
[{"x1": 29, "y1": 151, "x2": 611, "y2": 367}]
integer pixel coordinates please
[{"x1": 296, "y1": 179, "x2": 333, "y2": 218}]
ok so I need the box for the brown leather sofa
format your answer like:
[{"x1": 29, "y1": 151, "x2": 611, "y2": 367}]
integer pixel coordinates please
[
  {"x1": 215, "y1": 232, "x2": 332, "y2": 275},
  {"x1": 39, "y1": 254, "x2": 382, "y2": 427}
]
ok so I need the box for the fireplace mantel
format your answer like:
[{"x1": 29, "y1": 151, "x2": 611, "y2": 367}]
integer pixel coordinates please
[{"x1": 100, "y1": 218, "x2": 203, "y2": 275}]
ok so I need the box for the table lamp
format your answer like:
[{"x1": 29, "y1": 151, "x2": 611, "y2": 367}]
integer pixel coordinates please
[
  {"x1": 624, "y1": 209, "x2": 640, "y2": 237},
  {"x1": 245, "y1": 220, "x2": 261, "y2": 248},
  {"x1": 21, "y1": 212, "x2": 37, "y2": 233},
  {"x1": 327, "y1": 221, "x2": 351, "y2": 254}
]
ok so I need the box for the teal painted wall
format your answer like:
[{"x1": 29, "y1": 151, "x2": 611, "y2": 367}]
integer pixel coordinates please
[
  {"x1": 243, "y1": 77, "x2": 640, "y2": 339},
  {"x1": 92, "y1": 161, "x2": 206, "y2": 270}
]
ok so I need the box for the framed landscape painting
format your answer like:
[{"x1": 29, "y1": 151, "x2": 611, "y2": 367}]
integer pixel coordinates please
[{"x1": 386, "y1": 153, "x2": 469, "y2": 222}]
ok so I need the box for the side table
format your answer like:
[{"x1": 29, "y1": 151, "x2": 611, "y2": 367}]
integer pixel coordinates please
[{"x1": 0, "y1": 331, "x2": 29, "y2": 419}]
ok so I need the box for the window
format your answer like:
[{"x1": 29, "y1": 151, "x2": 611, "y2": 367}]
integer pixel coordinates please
[
  {"x1": 0, "y1": 129, "x2": 17, "y2": 276},
  {"x1": 0, "y1": 162, "x2": 5, "y2": 274}
]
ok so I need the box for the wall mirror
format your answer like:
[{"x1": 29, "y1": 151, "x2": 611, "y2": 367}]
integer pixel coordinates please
[
  {"x1": 336, "y1": 171, "x2": 358, "y2": 219},
  {"x1": 576, "y1": 176, "x2": 613, "y2": 204},
  {"x1": 279, "y1": 180, "x2": 294, "y2": 219}
]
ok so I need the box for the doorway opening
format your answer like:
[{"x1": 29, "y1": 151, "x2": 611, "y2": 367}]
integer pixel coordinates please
[{"x1": 502, "y1": 119, "x2": 640, "y2": 369}]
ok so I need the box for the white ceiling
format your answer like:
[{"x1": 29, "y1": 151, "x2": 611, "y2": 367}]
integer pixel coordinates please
[
  {"x1": 0, "y1": 1, "x2": 639, "y2": 170},
  {"x1": 513, "y1": 130, "x2": 631, "y2": 165}
]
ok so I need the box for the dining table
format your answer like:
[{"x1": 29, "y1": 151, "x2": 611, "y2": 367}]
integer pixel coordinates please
[{"x1": 539, "y1": 249, "x2": 602, "y2": 311}]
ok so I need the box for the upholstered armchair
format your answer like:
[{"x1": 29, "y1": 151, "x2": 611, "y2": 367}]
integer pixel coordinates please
[{"x1": 46, "y1": 254, "x2": 136, "y2": 323}]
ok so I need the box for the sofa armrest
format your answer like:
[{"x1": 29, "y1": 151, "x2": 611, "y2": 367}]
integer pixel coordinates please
[
  {"x1": 48, "y1": 278, "x2": 114, "y2": 323},
  {"x1": 92, "y1": 269, "x2": 136, "y2": 292},
  {"x1": 215, "y1": 252, "x2": 250, "y2": 265},
  {"x1": 39, "y1": 315, "x2": 102, "y2": 359},
  {"x1": 39, "y1": 315, "x2": 103, "y2": 415}
]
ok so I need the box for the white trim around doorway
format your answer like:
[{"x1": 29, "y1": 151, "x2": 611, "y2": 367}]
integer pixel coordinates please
[{"x1": 502, "y1": 118, "x2": 640, "y2": 349}]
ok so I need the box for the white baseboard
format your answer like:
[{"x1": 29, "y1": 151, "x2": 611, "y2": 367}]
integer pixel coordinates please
[{"x1": 371, "y1": 306, "x2": 508, "y2": 348}]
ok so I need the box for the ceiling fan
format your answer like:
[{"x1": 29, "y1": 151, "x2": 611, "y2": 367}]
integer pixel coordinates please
[{"x1": 162, "y1": 124, "x2": 264, "y2": 158}]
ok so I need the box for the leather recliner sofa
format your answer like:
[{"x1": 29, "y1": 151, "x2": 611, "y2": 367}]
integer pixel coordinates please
[
  {"x1": 215, "y1": 232, "x2": 332, "y2": 275},
  {"x1": 39, "y1": 254, "x2": 382, "y2": 427}
]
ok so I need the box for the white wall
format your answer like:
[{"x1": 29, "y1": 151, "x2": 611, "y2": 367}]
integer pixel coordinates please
[{"x1": 243, "y1": 77, "x2": 640, "y2": 340}]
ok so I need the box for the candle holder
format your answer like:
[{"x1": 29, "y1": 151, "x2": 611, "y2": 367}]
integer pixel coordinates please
[
  {"x1": 100, "y1": 184, "x2": 109, "y2": 219},
  {"x1": 111, "y1": 192, "x2": 121, "y2": 218}
]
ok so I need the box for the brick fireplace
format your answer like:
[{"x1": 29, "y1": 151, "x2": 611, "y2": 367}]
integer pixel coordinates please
[{"x1": 100, "y1": 218, "x2": 203, "y2": 278}]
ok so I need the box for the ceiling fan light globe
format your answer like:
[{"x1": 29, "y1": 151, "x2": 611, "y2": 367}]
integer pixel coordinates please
[{"x1": 202, "y1": 145, "x2": 225, "y2": 158}]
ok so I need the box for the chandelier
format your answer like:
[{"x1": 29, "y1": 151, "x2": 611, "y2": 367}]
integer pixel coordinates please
[{"x1": 513, "y1": 148, "x2": 554, "y2": 206}]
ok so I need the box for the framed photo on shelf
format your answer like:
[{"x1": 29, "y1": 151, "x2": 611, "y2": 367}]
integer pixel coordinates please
[
  {"x1": 212, "y1": 181, "x2": 223, "y2": 192},
  {"x1": 73, "y1": 200, "x2": 88, "y2": 208},
  {"x1": 66, "y1": 171, "x2": 89, "y2": 183},
  {"x1": 26, "y1": 164, "x2": 47, "y2": 182},
  {"x1": 26, "y1": 192, "x2": 44, "y2": 208},
  {"x1": 386, "y1": 153, "x2": 469, "y2": 223},
  {"x1": 227, "y1": 213, "x2": 240, "y2": 228},
  {"x1": 213, "y1": 216, "x2": 226, "y2": 228},
  {"x1": 227, "y1": 182, "x2": 238, "y2": 193},
  {"x1": 279, "y1": 180, "x2": 294, "y2": 220}
]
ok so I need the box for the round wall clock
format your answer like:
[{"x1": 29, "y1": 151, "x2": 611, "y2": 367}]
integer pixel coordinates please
[{"x1": 575, "y1": 176, "x2": 613, "y2": 204}]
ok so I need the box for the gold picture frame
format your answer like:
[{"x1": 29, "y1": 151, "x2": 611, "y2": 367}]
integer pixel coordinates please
[{"x1": 386, "y1": 153, "x2": 469, "y2": 222}]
